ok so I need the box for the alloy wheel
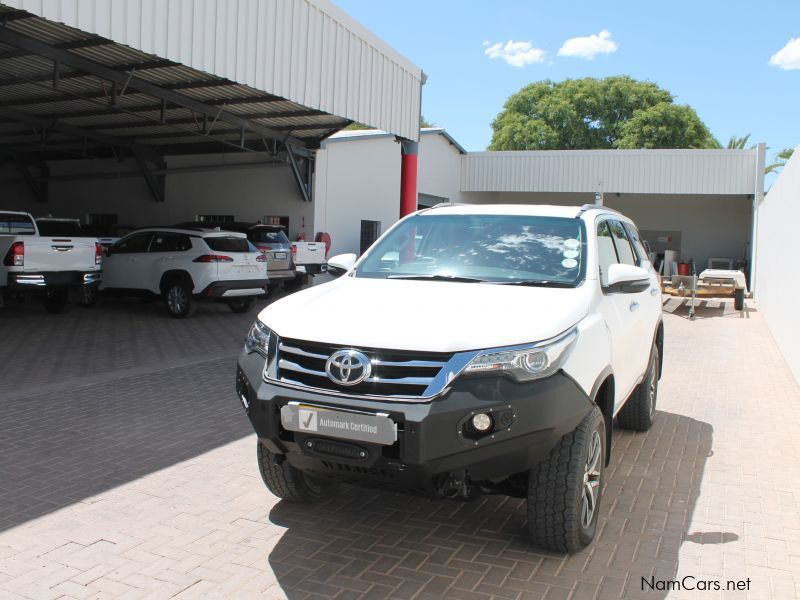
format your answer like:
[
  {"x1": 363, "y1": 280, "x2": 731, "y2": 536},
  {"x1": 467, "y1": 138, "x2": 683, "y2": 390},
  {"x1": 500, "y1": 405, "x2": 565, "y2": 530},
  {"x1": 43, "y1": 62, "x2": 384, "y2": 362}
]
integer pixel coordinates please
[
  {"x1": 167, "y1": 286, "x2": 187, "y2": 314},
  {"x1": 581, "y1": 430, "x2": 602, "y2": 530}
]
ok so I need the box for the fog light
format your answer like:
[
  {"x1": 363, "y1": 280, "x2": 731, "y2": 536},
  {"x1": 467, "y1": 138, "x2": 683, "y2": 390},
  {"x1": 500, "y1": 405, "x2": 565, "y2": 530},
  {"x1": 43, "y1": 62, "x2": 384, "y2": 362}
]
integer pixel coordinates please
[{"x1": 471, "y1": 413, "x2": 493, "y2": 432}]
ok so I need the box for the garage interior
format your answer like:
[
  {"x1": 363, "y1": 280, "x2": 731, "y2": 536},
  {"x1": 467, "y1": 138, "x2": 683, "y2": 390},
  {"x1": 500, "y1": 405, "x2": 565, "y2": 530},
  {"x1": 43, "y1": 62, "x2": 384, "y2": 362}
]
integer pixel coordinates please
[{"x1": 0, "y1": 2, "x2": 423, "y2": 241}]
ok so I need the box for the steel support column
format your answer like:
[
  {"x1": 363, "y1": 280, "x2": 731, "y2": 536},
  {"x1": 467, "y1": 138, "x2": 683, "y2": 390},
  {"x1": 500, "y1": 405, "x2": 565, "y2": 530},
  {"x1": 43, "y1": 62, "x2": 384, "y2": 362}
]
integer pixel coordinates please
[{"x1": 399, "y1": 138, "x2": 418, "y2": 217}]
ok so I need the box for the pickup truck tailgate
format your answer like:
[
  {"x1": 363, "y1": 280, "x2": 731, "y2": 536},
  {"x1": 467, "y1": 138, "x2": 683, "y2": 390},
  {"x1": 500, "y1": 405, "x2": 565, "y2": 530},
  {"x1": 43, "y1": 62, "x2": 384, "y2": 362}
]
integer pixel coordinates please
[
  {"x1": 23, "y1": 237, "x2": 97, "y2": 272},
  {"x1": 292, "y1": 242, "x2": 326, "y2": 265}
]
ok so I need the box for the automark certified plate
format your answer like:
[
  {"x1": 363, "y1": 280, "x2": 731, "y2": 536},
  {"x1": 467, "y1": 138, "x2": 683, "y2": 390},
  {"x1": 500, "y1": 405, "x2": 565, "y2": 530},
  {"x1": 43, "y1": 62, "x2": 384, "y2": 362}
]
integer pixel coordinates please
[
  {"x1": 280, "y1": 402, "x2": 397, "y2": 445},
  {"x1": 274, "y1": 252, "x2": 287, "y2": 259}
]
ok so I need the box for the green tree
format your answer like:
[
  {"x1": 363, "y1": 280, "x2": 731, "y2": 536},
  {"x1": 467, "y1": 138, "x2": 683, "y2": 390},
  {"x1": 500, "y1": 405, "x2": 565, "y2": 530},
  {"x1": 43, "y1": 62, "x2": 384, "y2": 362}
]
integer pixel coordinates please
[
  {"x1": 765, "y1": 147, "x2": 795, "y2": 175},
  {"x1": 489, "y1": 76, "x2": 715, "y2": 150}
]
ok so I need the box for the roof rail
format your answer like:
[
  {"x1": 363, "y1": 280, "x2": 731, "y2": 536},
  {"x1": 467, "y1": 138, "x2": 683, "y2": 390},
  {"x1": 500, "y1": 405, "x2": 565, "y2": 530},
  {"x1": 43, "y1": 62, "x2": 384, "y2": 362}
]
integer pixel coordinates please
[
  {"x1": 575, "y1": 203, "x2": 623, "y2": 218},
  {"x1": 417, "y1": 201, "x2": 468, "y2": 214}
]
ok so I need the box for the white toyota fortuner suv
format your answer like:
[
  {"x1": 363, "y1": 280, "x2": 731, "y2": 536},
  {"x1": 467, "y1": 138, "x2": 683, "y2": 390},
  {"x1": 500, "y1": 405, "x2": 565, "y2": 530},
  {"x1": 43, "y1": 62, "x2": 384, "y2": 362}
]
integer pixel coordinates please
[
  {"x1": 236, "y1": 204, "x2": 663, "y2": 552},
  {"x1": 102, "y1": 227, "x2": 268, "y2": 317}
]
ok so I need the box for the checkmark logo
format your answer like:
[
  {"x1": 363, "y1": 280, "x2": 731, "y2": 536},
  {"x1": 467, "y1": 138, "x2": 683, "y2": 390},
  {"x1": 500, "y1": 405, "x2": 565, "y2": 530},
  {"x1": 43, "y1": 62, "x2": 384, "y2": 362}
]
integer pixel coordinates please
[{"x1": 299, "y1": 409, "x2": 317, "y2": 432}]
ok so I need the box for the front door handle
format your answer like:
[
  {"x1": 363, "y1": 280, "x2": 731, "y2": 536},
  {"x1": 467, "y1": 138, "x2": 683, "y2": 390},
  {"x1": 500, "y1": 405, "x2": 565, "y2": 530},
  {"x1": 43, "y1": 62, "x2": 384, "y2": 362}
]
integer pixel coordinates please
[
  {"x1": 630, "y1": 301, "x2": 640, "y2": 312},
  {"x1": 649, "y1": 287, "x2": 659, "y2": 296}
]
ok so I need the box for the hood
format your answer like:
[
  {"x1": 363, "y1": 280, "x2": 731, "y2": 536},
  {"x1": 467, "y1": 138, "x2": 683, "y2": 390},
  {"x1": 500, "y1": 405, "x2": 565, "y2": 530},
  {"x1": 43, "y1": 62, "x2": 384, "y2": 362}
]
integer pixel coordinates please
[{"x1": 259, "y1": 277, "x2": 592, "y2": 353}]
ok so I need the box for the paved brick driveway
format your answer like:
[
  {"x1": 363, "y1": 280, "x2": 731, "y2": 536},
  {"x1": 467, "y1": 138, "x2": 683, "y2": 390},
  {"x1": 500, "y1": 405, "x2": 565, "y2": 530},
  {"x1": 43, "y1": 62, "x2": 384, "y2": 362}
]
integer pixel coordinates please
[{"x1": 1, "y1": 294, "x2": 799, "y2": 599}]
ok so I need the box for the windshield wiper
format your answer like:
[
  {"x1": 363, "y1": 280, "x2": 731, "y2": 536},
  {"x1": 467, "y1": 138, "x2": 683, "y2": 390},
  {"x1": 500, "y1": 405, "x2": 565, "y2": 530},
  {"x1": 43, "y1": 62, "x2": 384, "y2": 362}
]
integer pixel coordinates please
[
  {"x1": 494, "y1": 280, "x2": 573, "y2": 288},
  {"x1": 387, "y1": 274, "x2": 488, "y2": 283}
]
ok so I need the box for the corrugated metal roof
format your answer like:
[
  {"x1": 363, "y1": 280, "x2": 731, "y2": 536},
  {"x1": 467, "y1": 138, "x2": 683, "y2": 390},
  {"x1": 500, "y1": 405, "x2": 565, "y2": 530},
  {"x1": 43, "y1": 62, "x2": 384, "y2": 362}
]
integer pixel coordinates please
[
  {"x1": 461, "y1": 149, "x2": 760, "y2": 195},
  {"x1": 0, "y1": 0, "x2": 423, "y2": 141}
]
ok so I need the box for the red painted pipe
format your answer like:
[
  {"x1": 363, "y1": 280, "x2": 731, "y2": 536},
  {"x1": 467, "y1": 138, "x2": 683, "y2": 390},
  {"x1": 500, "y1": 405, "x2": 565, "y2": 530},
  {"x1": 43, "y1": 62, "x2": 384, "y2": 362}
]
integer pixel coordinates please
[{"x1": 399, "y1": 140, "x2": 419, "y2": 218}]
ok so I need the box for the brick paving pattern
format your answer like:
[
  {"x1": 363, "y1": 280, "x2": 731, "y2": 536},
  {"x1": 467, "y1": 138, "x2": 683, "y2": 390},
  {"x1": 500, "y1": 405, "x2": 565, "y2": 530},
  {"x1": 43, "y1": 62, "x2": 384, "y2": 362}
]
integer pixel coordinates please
[{"x1": 1, "y1": 295, "x2": 799, "y2": 599}]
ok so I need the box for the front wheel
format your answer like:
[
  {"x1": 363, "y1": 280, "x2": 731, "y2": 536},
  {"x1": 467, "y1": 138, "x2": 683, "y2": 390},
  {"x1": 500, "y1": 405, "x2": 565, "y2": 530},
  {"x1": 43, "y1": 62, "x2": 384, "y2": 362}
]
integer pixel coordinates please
[
  {"x1": 257, "y1": 442, "x2": 339, "y2": 502},
  {"x1": 42, "y1": 288, "x2": 68, "y2": 314},
  {"x1": 227, "y1": 297, "x2": 254, "y2": 313},
  {"x1": 163, "y1": 281, "x2": 196, "y2": 318},
  {"x1": 527, "y1": 406, "x2": 606, "y2": 553}
]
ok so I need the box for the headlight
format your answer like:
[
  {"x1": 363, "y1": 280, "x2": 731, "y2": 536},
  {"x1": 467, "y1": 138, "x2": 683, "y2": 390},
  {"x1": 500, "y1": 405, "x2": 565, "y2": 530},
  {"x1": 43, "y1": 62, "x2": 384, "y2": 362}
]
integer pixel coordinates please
[
  {"x1": 464, "y1": 328, "x2": 578, "y2": 382},
  {"x1": 245, "y1": 319, "x2": 271, "y2": 357}
]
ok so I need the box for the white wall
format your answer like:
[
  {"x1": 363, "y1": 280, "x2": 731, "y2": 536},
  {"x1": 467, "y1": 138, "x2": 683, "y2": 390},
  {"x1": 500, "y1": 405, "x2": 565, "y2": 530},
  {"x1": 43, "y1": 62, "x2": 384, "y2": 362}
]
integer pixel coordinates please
[
  {"x1": 314, "y1": 135, "x2": 401, "y2": 257},
  {"x1": 756, "y1": 149, "x2": 800, "y2": 383},
  {"x1": 1, "y1": 154, "x2": 314, "y2": 240},
  {"x1": 313, "y1": 130, "x2": 464, "y2": 256},
  {"x1": 462, "y1": 191, "x2": 753, "y2": 271},
  {"x1": 417, "y1": 132, "x2": 464, "y2": 204}
]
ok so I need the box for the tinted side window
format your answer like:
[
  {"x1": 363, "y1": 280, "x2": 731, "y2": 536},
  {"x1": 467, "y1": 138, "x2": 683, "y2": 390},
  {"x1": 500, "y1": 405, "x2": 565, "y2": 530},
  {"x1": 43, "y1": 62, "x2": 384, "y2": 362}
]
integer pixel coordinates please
[
  {"x1": 623, "y1": 223, "x2": 648, "y2": 266},
  {"x1": 609, "y1": 220, "x2": 636, "y2": 266},
  {"x1": 150, "y1": 233, "x2": 192, "y2": 252},
  {"x1": 204, "y1": 237, "x2": 251, "y2": 252},
  {"x1": 113, "y1": 233, "x2": 152, "y2": 254},
  {"x1": 597, "y1": 221, "x2": 618, "y2": 286}
]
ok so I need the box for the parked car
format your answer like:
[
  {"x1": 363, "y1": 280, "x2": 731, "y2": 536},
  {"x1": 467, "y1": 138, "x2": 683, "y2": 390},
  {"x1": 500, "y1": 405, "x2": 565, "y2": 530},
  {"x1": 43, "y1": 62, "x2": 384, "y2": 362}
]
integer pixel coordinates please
[
  {"x1": 236, "y1": 203, "x2": 664, "y2": 552},
  {"x1": 173, "y1": 222, "x2": 296, "y2": 286},
  {"x1": 0, "y1": 211, "x2": 102, "y2": 313},
  {"x1": 101, "y1": 227, "x2": 268, "y2": 318}
]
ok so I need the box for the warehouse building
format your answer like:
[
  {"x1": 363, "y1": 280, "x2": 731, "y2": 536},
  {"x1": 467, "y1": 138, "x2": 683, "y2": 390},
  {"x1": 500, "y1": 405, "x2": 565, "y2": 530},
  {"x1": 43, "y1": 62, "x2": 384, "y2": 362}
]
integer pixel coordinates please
[
  {"x1": 313, "y1": 128, "x2": 765, "y2": 288},
  {"x1": 0, "y1": 0, "x2": 425, "y2": 241}
]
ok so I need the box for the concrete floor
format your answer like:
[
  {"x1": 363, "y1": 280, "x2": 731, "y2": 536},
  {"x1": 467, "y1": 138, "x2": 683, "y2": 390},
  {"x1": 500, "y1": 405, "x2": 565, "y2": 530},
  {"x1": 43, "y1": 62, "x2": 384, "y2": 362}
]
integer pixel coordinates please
[{"x1": 1, "y1": 293, "x2": 799, "y2": 599}]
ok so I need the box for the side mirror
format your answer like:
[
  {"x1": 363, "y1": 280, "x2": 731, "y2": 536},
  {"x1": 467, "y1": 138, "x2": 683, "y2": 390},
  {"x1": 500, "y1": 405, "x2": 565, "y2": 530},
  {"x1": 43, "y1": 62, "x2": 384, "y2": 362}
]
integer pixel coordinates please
[
  {"x1": 606, "y1": 264, "x2": 651, "y2": 293},
  {"x1": 326, "y1": 253, "x2": 357, "y2": 278}
]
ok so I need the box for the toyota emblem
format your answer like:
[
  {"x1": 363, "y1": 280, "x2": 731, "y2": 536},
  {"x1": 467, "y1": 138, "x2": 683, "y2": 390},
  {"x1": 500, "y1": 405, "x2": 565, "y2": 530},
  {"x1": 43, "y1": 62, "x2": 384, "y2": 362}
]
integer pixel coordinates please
[{"x1": 325, "y1": 349, "x2": 372, "y2": 386}]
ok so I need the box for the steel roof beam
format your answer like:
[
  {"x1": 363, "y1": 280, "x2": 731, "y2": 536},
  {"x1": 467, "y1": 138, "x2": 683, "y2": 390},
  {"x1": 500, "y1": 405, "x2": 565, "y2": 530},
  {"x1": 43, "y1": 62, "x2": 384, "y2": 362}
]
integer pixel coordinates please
[
  {"x1": 0, "y1": 105, "x2": 162, "y2": 164},
  {"x1": 0, "y1": 27, "x2": 308, "y2": 149},
  {"x1": 0, "y1": 58, "x2": 176, "y2": 89},
  {"x1": 0, "y1": 36, "x2": 111, "y2": 61}
]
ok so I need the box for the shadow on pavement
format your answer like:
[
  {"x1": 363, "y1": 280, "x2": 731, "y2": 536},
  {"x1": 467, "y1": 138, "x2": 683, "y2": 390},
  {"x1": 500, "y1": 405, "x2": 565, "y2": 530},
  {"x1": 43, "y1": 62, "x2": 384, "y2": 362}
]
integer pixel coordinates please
[
  {"x1": 0, "y1": 353, "x2": 252, "y2": 532},
  {"x1": 267, "y1": 411, "x2": 726, "y2": 599}
]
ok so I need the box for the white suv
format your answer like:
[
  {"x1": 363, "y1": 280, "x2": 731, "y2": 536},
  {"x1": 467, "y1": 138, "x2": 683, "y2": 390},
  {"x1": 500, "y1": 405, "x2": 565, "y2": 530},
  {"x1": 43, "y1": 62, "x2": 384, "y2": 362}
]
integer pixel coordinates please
[
  {"x1": 102, "y1": 227, "x2": 268, "y2": 317},
  {"x1": 236, "y1": 204, "x2": 663, "y2": 552}
]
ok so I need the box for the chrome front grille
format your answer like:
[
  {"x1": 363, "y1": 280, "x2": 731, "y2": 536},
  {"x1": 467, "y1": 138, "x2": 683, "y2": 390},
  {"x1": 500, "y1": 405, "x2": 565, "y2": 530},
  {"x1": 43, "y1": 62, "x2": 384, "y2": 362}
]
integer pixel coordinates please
[{"x1": 274, "y1": 338, "x2": 455, "y2": 399}]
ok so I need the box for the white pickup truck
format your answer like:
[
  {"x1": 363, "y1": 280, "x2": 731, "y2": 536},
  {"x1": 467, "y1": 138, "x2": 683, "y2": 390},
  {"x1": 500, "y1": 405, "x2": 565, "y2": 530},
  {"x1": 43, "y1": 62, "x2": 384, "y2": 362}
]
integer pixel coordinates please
[
  {"x1": 0, "y1": 211, "x2": 102, "y2": 313},
  {"x1": 291, "y1": 241, "x2": 327, "y2": 276}
]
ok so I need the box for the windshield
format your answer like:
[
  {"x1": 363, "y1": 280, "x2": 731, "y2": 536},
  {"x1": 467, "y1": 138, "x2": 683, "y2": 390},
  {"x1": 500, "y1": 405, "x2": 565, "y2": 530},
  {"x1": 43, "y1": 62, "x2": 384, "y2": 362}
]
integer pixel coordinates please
[
  {"x1": 356, "y1": 213, "x2": 586, "y2": 285},
  {"x1": 0, "y1": 214, "x2": 35, "y2": 235}
]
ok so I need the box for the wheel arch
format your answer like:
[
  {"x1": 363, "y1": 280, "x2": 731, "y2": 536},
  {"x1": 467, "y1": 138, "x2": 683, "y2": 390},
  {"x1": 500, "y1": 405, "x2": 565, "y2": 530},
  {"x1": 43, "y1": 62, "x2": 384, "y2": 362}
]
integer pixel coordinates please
[
  {"x1": 590, "y1": 367, "x2": 615, "y2": 466},
  {"x1": 654, "y1": 319, "x2": 664, "y2": 380},
  {"x1": 159, "y1": 270, "x2": 195, "y2": 295}
]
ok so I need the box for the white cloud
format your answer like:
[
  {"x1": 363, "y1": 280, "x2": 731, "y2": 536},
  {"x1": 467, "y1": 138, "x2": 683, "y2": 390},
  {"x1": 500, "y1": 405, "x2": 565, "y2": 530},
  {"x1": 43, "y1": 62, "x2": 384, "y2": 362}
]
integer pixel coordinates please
[
  {"x1": 769, "y1": 38, "x2": 800, "y2": 70},
  {"x1": 484, "y1": 40, "x2": 546, "y2": 67},
  {"x1": 557, "y1": 30, "x2": 618, "y2": 60}
]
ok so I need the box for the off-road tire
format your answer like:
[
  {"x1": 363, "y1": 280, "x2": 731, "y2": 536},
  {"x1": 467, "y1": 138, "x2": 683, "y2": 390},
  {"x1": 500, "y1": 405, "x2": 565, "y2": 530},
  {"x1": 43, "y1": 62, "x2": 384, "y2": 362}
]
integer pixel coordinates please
[
  {"x1": 617, "y1": 344, "x2": 659, "y2": 431},
  {"x1": 527, "y1": 406, "x2": 605, "y2": 553},
  {"x1": 163, "y1": 279, "x2": 196, "y2": 318},
  {"x1": 257, "y1": 441, "x2": 339, "y2": 502},
  {"x1": 42, "y1": 289, "x2": 68, "y2": 314},
  {"x1": 227, "y1": 297, "x2": 254, "y2": 313},
  {"x1": 77, "y1": 286, "x2": 99, "y2": 307}
]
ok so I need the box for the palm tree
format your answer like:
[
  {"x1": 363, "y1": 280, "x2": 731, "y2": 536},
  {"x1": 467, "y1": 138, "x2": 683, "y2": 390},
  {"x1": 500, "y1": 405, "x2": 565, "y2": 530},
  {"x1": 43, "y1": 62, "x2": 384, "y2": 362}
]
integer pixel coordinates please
[
  {"x1": 726, "y1": 134, "x2": 751, "y2": 149},
  {"x1": 706, "y1": 133, "x2": 751, "y2": 150},
  {"x1": 765, "y1": 147, "x2": 795, "y2": 175}
]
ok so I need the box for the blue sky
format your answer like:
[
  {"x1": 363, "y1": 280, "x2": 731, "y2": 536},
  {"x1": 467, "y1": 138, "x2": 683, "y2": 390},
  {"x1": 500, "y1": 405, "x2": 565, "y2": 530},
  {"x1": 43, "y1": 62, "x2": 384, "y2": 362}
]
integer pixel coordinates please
[{"x1": 335, "y1": 0, "x2": 799, "y2": 165}]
